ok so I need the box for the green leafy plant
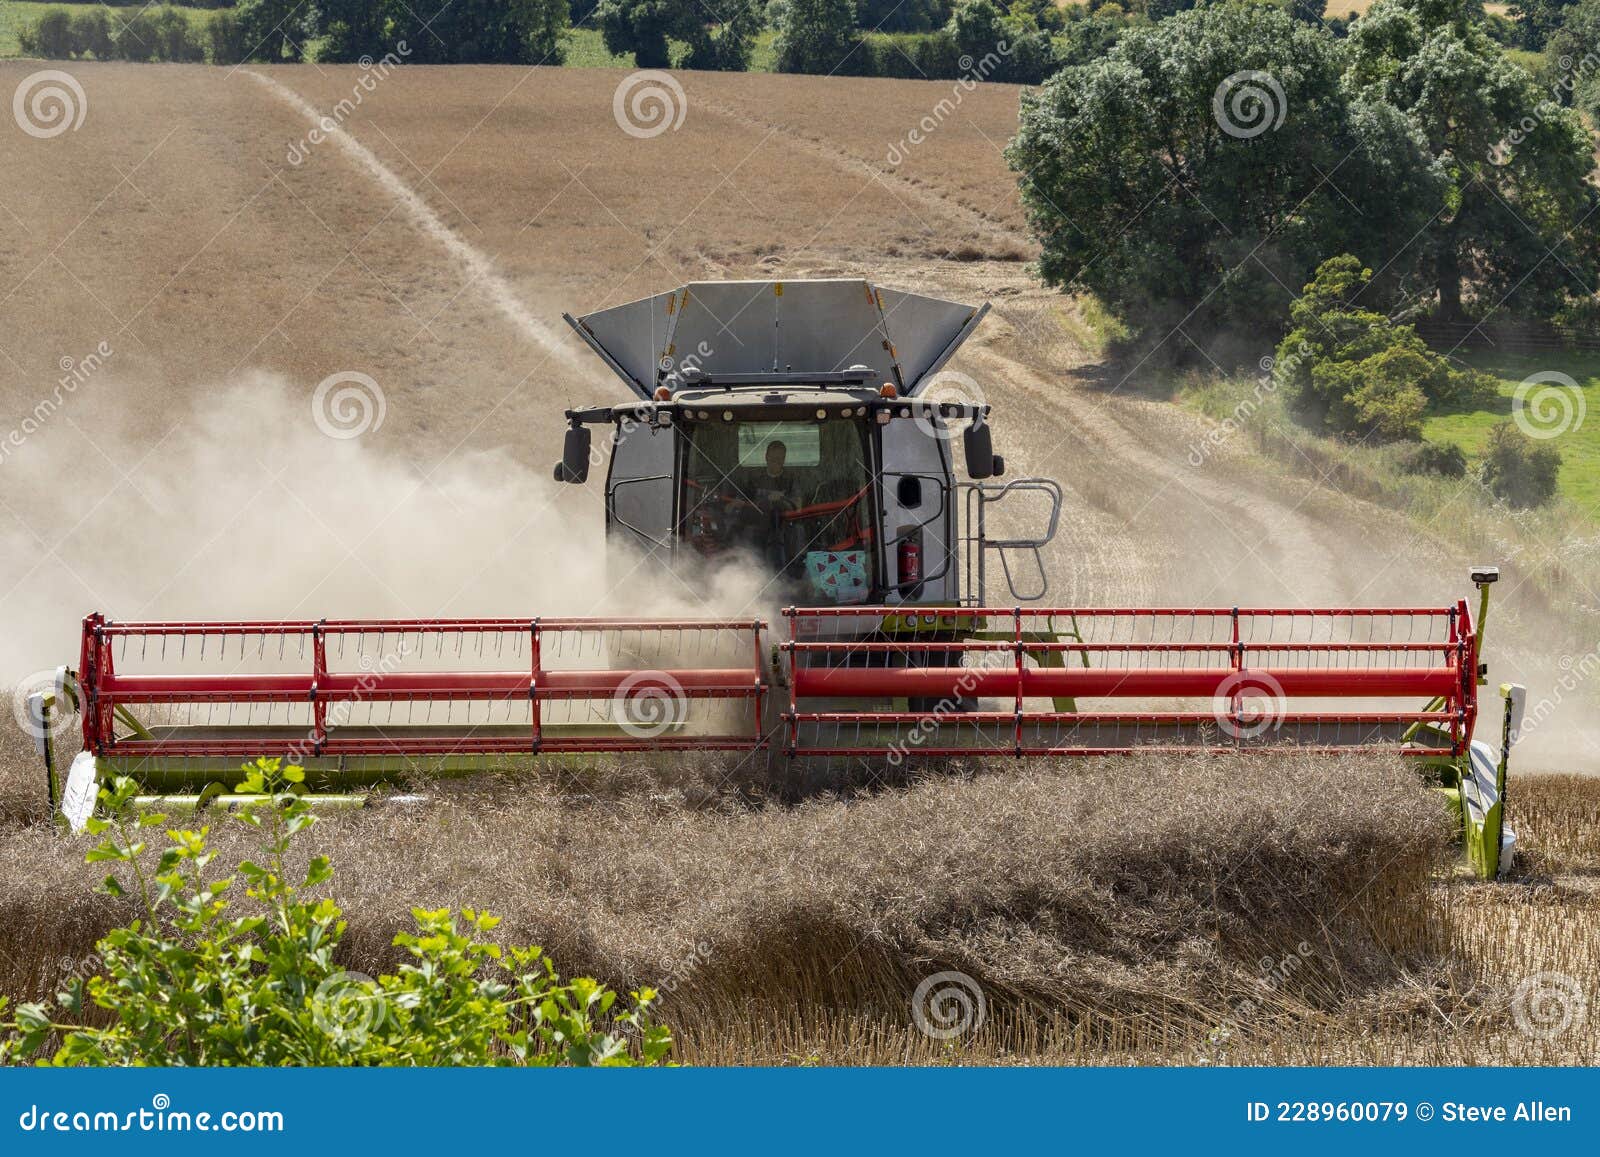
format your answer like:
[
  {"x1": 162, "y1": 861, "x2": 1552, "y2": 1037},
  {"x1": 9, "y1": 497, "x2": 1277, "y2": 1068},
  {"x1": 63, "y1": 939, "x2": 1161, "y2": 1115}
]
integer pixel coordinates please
[
  {"x1": 1278, "y1": 256, "x2": 1497, "y2": 441},
  {"x1": 0, "y1": 761, "x2": 670, "y2": 1067},
  {"x1": 1401, "y1": 440, "x2": 1469, "y2": 478},
  {"x1": 1480, "y1": 420, "x2": 1563, "y2": 508}
]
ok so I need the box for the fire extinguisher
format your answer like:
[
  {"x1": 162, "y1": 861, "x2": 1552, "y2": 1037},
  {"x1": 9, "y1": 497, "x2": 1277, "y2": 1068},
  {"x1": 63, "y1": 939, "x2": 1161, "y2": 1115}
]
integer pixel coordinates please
[{"x1": 898, "y1": 536, "x2": 922, "y2": 588}]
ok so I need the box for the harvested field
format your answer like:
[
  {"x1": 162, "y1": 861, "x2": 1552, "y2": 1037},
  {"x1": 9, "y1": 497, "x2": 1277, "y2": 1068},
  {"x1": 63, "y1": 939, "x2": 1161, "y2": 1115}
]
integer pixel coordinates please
[
  {"x1": 1, "y1": 64, "x2": 1597, "y2": 1064},
  {"x1": 1, "y1": 738, "x2": 1596, "y2": 1064}
]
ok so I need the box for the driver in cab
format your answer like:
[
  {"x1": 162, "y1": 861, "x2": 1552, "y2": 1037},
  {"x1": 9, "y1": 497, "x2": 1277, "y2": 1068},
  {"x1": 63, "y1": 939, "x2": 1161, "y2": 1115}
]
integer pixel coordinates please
[{"x1": 753, "y1": 439, "x2": 799, "y2": 515}]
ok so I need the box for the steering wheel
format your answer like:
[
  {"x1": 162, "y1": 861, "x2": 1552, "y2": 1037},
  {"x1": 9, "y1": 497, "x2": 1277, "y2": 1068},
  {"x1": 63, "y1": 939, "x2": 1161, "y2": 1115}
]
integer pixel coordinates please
[
  {"x1": 683, "y1": 478, "x2": 762, "y2": 555},
  {"x1": 780, "y1": 484, "x2": 873, "y2": 551}
]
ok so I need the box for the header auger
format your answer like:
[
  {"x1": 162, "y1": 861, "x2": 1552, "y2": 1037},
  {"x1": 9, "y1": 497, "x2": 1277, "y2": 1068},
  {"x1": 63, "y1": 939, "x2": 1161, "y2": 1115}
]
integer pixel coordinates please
[{"x1": 30, "y1": 279, "x2": 1526, "y2": 878}]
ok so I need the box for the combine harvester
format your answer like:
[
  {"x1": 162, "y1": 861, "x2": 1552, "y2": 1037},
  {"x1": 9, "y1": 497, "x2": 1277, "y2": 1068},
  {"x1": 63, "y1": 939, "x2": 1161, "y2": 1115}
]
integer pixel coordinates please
[{"x1": 28, "y1": 279, "x2": 1525, "y2": 877}]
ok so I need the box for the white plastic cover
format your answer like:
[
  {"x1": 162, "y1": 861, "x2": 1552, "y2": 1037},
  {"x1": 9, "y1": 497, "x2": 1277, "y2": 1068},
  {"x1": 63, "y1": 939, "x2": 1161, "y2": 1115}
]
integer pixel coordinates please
[{"x1": 62, "y1": 751, "x2": 99, "y2": 834}]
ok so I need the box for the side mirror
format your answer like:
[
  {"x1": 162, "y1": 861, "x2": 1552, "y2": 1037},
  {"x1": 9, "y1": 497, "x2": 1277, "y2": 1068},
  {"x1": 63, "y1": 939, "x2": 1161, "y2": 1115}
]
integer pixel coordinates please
[
  {"x1": 896, "y1": 475, "x2": 924, "y2": 508},
  {"x1": 964, "y1": 420, "x2": 995, "y2": 480},
  {"x1": 991, "y1": 455, "x2": 1005, "y2": 478},
  {"x1": 558, "y1": 425, "x2": 591, "y2": 484}
]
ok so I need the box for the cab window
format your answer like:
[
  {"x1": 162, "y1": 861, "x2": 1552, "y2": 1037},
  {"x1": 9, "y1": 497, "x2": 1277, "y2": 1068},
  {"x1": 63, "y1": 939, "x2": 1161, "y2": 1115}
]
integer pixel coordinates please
[{"x1": 682, "y1": 418, "x2": 875, "y2": 603}]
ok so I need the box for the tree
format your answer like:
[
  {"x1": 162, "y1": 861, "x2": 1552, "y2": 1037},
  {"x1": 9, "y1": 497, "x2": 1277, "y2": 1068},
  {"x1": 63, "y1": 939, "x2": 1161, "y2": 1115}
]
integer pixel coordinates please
[
  {"x1": 857, "y1": 0, "x2": 952, "y2": 32},
  {"x1": 1057, "y1": 3, "x2": 1143, "y2": 69},
  {"x1": 1509, "y1": 0, "x2": 1578, "y2": 48},
  {"x1": 595, "y1": 0, "x2": 760, "y2": 68},
  {"x1": 949, "y1": 0, "x2": 1058, "y2": 82},
  {"x1": 393, "y1": 0, "x2": 570, "y2": 63},
  {"x1": 683, "y1": 0, "x2": 763, "y2": 70},
  {"x1": 1345, "y1": 0, "x2": 1600, "y2": 323},
  {"x1": 151, "y1": 6, "x2": 207, "y2": 61},
  {"x1": 311, "y1": 0, "x2": 392, "y2": 62},
  {"x1": 71, "y1": 8, "x2": 114, "y2": 58},
  {"x1": 1402, "y1": 439, "x2": 1469, "y2": 476},
  {"x1": 1545, "y1": 0, "x2": 1600, "y2": 116},
  {"x1": 208, "y1": 10, "x2": 250, "y2": 62},
  {"x1": 1277, "y1": 255, "x2": 1496, "y2": 439},
  {"x1": 113, "y1": 10, "x2": 160, "y2": 60},
  {"x1": 1481, "y1": 419, "x2": 1562, "y2": 505},
  {"x1": 1007, "y1": 5, "x2": 1443, "y2": 344},
  {"x1": 308, "y1": 0, "x2": 568, "y2": 63},
  {"x1": 24, "y1": 8, "x2": 75, "y2": 57},
  {"x1": 776, "y1": 0, "x2": 861, "y2": 72},
  {"x1": 232, "y1": 0, "x2": 309, "y2": 61},
  {"x1": 596, "y1": 0, "x2": 683, "y2": 66}
]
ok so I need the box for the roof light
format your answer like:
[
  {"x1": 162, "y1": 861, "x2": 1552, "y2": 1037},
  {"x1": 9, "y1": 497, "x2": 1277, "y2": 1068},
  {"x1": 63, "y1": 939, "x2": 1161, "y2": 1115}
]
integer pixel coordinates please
[
  {"x1": 722, "y1": 410, "x2": 734, "y2": 421},
  {"x1": 880, "y1": 383, "x2": 898, "y2": 399},
  {"x1": 816, "y1": 409, "x2": 828, "y2": 420},
  {"x1": 654, "y1": 385, "x2": 672, "y2": 401}
]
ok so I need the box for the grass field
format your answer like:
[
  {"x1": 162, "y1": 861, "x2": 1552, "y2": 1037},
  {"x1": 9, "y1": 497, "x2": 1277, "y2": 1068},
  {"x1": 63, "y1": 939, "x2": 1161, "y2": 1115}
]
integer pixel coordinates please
[{"x1": 1424, "y1": 351, "x2": 1600, "y2": 516}]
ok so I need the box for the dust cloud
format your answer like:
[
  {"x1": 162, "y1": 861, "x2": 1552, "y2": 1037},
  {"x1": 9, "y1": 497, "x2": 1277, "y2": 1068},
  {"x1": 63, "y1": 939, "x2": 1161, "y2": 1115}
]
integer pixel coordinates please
[
  {"x1": 0, "y1": 375, "x2": 770, "y2": 685},
  {"x1": 2, "y1": 372, "x2": 1595, "y2": 772}
]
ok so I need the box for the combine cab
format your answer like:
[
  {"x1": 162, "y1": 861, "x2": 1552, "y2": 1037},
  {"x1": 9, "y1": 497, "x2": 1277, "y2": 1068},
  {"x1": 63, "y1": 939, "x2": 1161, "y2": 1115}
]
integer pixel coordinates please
[
  {"x1": 29, "y1": 279, "x2": 1525, "y2": 879},
  {"x1": 557, "y1": 278, "x2": 1056, "y2": 611}
]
